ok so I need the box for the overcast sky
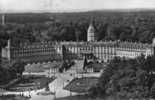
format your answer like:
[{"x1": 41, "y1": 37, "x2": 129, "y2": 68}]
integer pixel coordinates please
[{"x1": 1, "y1": 0, "x2": 155, "y2": 13}]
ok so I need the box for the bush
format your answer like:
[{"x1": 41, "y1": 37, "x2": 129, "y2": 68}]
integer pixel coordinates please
[{"x1": 89, "y1": 56, "x2": 155, "y2": 98}]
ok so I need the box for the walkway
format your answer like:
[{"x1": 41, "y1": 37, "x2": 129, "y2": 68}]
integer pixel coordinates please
[{"x1": 1, "y1": 60, "x2": 102, "y2": 100}]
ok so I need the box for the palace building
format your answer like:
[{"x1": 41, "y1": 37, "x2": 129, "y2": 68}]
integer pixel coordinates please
[{"x1": 2, "y1": 23, "x2": 155, "y2": 63}]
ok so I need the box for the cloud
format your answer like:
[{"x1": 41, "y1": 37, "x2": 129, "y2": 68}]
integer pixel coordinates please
[
  {"x1": 0, "y1": 0, "x2": 155, "y2": 12},
  {"x1": 0, "y1": 0, "x2": 52, "y2": 12}
]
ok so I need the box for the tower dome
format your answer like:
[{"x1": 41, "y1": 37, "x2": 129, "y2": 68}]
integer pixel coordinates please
[{"x1": 87, "y1": 23, "x2": 95, "y2": 42}]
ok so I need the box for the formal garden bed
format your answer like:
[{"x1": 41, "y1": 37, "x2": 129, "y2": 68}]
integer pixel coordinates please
[
  {"x1": 0, "y1": 95, "x2": 30, "y2": 100},
  {"x1": 64, "y1": 77, "x2": 98, "y2": 93},
  {"x1": 7, "y1": 75, "x2": 55, "y2": 92}
]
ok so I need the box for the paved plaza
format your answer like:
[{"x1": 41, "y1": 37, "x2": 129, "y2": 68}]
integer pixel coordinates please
[{"x1": 1, "y1": 60, "x2": 102, "y2": 100}]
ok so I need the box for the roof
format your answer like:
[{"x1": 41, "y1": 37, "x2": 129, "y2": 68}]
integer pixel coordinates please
[
  {"x1": 118, "y1": 42, "x2": 152, "y2": 49},
  {"x1": 10, "y1": 41, "x2": 153, "y2": 49},
  {"x1": 88, "y1": 24, "x2": 95, "y2": 33}
]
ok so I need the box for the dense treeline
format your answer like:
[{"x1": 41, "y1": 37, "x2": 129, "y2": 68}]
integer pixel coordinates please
[
  {"x1": 89, "y1": 55, "x2": 155, "y2": 99},
  {"x1": 1, "y1": 11, "x2": 155, "y2": 45},
  {"x1": 0, "y1": 32, "x2": 25, "y2": 85},
  {"x1": 0, "y1": 60, "x2": 25, "y2": 86}
]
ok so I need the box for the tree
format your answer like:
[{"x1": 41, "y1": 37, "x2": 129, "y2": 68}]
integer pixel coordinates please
[
  {"x1": 75, "y1": 29, "x2": 81, "y2": 41},
  {"x1": 83, "y1": 56, "x2": 88, "y2": 70},
  {"x1": 89, "y1": 55, "x2": 155, "y2": 98},
  {"x1": 9, "y1": 60, "x2": 26, "y2": 77}
]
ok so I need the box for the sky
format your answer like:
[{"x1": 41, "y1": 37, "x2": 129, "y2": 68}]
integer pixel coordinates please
[{"x1": 1, "y1": 0, "x2": 155, "y2": 13}]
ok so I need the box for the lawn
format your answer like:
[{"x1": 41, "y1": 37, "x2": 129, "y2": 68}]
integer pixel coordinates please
[
  {"x1": 8, "y1": 75, "x2": 55, "y2": 92},
  {"x1": 64, "y1": 77, "x2": 98, "y2": 93}
]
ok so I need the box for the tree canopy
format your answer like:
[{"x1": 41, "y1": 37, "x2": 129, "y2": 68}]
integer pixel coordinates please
[
  {"x1": 89, "y1": 56, "x2": 155, "y2": 99},
  {"x1": 0, "y1": 60, "x2": 25, "y2": 85},
  {"x1": 1, "y1": 11, "x2": 155, "y2": 45}
]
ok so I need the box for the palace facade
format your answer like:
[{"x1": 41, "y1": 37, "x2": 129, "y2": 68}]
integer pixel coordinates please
[{"x1": 2, "y1": 23, "x2": 155, "y2": 63}]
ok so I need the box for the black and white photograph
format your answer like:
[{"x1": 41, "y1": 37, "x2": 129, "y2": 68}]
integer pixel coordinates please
[{"x1": 0, "y1": 0, "x2": 155, "y2": 100}]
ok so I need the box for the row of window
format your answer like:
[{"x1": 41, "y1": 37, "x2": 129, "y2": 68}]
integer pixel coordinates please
[
  {"x1": 12, "y1": 53, "x2": 59, "y2": 58},
  {"x1": 12, "y1": 48, "x2": 55, "y2": 52}
]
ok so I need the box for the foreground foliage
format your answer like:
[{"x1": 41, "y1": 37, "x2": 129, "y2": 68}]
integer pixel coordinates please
[
  {"x1": 89, "y1": 55, "x2": 155, "y2": 98},
  {"x1": 0, "y1": 60, "x2": 25, "y2": 85}
]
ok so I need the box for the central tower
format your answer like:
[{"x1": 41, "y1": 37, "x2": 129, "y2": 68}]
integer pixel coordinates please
[{"x1": 87, "y1": 22, "x2": 96, "y2": 42}]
